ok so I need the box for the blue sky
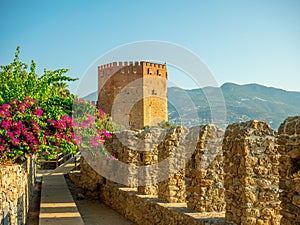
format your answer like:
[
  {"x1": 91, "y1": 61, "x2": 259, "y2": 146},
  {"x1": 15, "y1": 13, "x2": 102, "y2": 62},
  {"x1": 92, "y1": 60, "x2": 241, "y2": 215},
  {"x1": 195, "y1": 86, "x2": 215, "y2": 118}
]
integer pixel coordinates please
[{"x1": 1, "y1": 0, "x2": 300, "y2": 93}]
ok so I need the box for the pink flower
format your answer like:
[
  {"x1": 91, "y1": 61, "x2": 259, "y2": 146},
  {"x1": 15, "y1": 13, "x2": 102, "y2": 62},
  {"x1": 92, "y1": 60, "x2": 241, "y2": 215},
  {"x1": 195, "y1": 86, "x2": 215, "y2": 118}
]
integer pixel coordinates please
[
  {"x1": 2, "y1": 119, "x2": 12, "y2": 129},
  {"x1": 11, "y1": 138, "x2": 20, "y2": 146},
  {"x1": 34, "y1": 108, "x2": 43, "y2": 116},
  {"x1": 18, "y1": 103, "x2": 26, "y2": 113},
  {"x1": 81, "y1": 120, "x2": 90, "y2": 129},
  {"x1": 90, "y1": 137, "x2": 99, "y2": 147},
  {"x1": 87, "y1": 115, "x2": 94, "y2": 123},
  {"x1": 103, "y1": 129, "x2": 112, "y2": 138},
  {"x1": 2, "y1": 103, "x2": 11, "y2": 110},
  {"x1": 7, "y1": 131, "x2": 14, "y2": 139},
  {"x1": 65, "y1": 136, "x2": 71, "y2": 142}
]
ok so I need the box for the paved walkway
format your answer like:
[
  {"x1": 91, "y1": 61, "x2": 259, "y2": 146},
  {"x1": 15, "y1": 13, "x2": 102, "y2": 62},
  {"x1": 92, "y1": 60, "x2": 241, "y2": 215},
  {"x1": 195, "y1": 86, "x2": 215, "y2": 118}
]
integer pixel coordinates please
[
  {"x1": 39, "y1": 158, "x2": 85, "y2": 225},
  {"x1": 38, "y1": 158, "x2": 135, "y2": 225},
  {"x1": 64, "y1": 173, "x2": 135, "y2": 225}
]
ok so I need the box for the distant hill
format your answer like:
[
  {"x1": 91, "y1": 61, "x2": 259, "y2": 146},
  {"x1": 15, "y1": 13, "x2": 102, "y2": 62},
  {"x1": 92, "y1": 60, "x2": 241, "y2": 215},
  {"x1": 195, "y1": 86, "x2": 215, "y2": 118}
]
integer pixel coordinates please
[
  {"x1": 83, "y1": 83, "x2": 300, "y2": 130},
  {"x1": 168, "y1": 83, "x2": 300, "y2": 129}
]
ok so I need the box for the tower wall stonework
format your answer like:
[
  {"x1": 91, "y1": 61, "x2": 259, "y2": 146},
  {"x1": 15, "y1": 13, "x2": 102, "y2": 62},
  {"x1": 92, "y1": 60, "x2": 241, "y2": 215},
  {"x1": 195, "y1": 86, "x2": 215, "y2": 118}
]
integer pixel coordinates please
[
  {"x1": 98, "y1": 61, "x2": 167, "y2": 129},
  {"x1": 278, "y1": 116, "x2": 300, "y2": 225}
]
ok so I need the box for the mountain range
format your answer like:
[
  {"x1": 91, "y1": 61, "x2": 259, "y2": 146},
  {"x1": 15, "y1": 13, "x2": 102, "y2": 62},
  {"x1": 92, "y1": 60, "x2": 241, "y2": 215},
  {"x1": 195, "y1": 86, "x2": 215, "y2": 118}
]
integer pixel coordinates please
[{"x1": 84, "y1": 83, "x2": 300, "y2": 130}]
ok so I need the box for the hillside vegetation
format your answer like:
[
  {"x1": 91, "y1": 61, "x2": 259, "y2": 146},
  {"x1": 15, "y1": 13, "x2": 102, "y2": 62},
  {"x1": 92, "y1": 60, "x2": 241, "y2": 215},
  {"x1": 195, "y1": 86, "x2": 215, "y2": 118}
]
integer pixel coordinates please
[{"x1": 168, "y1": 83, "x2": 300, "y2": 129}]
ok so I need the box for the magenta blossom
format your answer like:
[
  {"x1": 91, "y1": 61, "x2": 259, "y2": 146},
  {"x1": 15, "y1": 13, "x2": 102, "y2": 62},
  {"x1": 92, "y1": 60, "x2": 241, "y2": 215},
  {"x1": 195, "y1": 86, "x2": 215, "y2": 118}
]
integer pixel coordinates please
[
  {"x1": 33, "y1": 108, "x2": 43, "y2": 116},
  {"x1": 103, "y1": 129, "x2": 112, "y2": 138},
  {"x1": 1, "y1": 119, "x2": 12, "y2": 129}
]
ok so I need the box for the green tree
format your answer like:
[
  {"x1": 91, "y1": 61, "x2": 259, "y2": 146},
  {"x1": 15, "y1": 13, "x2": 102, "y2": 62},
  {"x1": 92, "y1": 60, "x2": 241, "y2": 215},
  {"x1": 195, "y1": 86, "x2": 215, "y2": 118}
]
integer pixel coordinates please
[{"x1": 0, "y1": 46, "x2": 78, "y2": 119}]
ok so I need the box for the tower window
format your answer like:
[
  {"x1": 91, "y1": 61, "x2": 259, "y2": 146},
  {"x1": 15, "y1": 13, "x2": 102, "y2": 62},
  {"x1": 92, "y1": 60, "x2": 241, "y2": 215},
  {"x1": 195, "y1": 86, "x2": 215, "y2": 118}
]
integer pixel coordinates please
[
  {"x1": 147, "y1": 68, "x2": 153, "y2": 74},
  {"x1": 157, "y1": 70, "x2": 162, "y2": 76},
  {"x1": 152, "y1": 89, "x2": 157, "y2": 95}
]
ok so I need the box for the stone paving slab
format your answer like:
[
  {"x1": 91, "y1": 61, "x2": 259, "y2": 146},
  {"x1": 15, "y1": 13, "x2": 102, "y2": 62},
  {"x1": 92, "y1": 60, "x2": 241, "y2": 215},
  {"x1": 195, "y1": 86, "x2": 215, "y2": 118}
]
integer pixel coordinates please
[{"x1": 39, "y1": 158, "x2": 84, "y2": 225}]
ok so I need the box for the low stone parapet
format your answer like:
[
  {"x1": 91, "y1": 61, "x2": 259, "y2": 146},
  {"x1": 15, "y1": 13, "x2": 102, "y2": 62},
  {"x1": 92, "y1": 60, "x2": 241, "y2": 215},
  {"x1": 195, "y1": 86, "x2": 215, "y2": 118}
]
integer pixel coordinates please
[
  {"x1": 0, "y1": 158, "x2": 35, "y2": 225},
  {"x1": 100, "y1": 183, "x2": 227, "y2": 225}
]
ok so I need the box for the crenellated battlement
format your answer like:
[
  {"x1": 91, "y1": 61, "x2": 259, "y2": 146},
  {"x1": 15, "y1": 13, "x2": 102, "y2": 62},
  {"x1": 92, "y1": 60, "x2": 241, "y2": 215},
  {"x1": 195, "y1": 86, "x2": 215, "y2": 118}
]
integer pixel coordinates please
[
  {"x1": 142, "y1": 61, "x2": 166, "y2": 69},
  {"x1": 98, "y1": 61, "x2": 166, "y2": 71},
  {"x1": 98, "y1": 61, "x2": 141, "y2": 70}
]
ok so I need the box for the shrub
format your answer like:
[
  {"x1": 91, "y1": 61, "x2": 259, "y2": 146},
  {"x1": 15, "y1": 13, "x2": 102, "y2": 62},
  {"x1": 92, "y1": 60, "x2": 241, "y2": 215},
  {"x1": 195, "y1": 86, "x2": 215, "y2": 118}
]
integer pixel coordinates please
[{"x1": 0, "y1": 47, "x2": 112, "y2": 163}]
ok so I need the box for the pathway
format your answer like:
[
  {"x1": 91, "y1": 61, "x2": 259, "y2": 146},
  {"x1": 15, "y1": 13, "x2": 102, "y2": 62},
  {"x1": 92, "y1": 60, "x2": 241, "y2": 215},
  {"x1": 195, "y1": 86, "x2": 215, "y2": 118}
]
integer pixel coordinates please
[
  {"x1": 38, "y1": 157, "x2": 135, "y2": 225},
  {"x1": 39, "y1": 158, "x2": 84, "y2": 225}
]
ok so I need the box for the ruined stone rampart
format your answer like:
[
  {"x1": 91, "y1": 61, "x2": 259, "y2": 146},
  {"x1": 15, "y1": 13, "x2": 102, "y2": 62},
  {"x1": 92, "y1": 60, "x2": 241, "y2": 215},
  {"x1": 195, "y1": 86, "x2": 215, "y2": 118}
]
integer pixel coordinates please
[
  {"x1": 0, "y1": 158, "x2": 36, "y2": 225},
  {"x1": 278, "y1": 116, "x2": 300, "y2": 224},
  {"x1": 223, "y1": 121, "x2": 280, "y2": 225},
  {"x1": 72, "y1": 117, "x2": 300, "y2": 225},
  {"x1": 186, "y1": 124, "x2": 225, "y2": 212}
]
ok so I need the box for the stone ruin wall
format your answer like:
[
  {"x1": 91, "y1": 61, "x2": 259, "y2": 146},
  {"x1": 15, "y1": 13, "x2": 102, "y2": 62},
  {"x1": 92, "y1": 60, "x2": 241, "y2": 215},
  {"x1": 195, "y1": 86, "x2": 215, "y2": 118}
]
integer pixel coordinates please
[
  {"x1": 223, "y1": 121, "x2": 281, "y2": 225},
  {"x1": 0, "y1": 158, "x2": 36, "y2": 225},
  {"x1": 72, "y1": 117, "x2": 300, "y2": 225},
  {"x1": 102, "y1": 125, "x2": 225, "y2": 207},
  {"x1": 157, "y1": 126, "x2": 188, "y2": 203},
  {"x1": 278, "y1": 116, "x2": 300, "y2": 225},
  {"x1": 73, "y1": 124, "x2": 227, "y2": 225},
  {"x1": 186, "y1": 125, "x2": 225, "y2": 212}
]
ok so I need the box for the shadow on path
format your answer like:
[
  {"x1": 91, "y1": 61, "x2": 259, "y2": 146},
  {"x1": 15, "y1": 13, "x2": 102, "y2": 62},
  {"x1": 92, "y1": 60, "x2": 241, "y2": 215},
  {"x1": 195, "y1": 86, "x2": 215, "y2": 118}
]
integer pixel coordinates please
[{"x1": 65, "y1": 175, "x2": 136, "y2": 225}]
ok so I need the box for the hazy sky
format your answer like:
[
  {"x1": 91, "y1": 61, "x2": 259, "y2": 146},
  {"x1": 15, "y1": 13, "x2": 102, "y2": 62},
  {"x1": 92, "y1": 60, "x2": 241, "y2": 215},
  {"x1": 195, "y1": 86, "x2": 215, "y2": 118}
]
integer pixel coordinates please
[{"x1": 1, "y1": 0, "x2": 300, "y2": 93}]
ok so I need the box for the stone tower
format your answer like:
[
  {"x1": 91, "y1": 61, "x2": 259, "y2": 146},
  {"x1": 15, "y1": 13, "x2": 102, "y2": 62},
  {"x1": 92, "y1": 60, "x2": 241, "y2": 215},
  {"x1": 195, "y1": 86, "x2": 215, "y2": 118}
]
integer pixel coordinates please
[{"x1": 98, "y1": 61, "x2": 168, "y2": 129}]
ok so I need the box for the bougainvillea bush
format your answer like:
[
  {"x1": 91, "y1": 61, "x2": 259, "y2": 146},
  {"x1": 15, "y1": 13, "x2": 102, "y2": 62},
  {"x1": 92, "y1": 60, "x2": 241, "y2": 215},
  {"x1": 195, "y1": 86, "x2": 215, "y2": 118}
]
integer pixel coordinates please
[
  {"x1": 0, "y1": 96, "x2": 112, "y2": 162},
  {"x1": 0, "y1": 97, "x2": 75, "y2": 161},
  {"x1": 72, "y1": 98, "x2": 113, "y2": 157},
  {"x1": 0, "y1": 47, "x2": 112, "y2": 163}
]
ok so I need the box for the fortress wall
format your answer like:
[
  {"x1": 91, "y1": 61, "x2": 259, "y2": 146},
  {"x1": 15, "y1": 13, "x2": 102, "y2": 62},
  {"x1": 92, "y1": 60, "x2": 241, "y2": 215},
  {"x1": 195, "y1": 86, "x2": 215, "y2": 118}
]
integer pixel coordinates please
[
  {"x1": 74, "y1": 126, "x2": 227, "y2": 225},
  {"x1": 185, "y1": 124, "x2": 225, "y2": 213},
  {"x1": 223, "y1": 120, "x2": 281, "y2": 225},
  {"x1": 72, "y1": 117, "x2": 300, "y2": 225},
  {"x1": 0, "y1": 158, "x2": 35, "y2": 225},
  {"x1": 278, "y1": 116, "x2": 300, "y2": 225},
  {"x1": 99, "y1": 184, "x2": 226, "y2": 225},
  {"x1": 157, "y1": 126, "x2": 188, "y2": 203}
]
